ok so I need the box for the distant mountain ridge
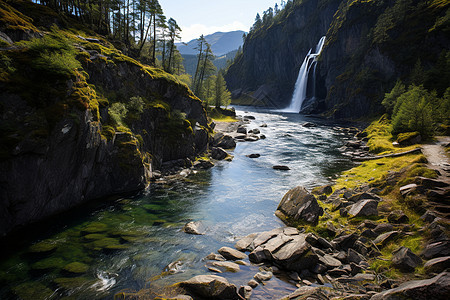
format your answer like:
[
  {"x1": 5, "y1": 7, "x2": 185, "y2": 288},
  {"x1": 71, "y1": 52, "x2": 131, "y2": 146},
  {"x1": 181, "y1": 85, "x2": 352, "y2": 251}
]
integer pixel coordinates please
[{"x1": 177, "y1": 30, "x2": 245, "y2": 56}]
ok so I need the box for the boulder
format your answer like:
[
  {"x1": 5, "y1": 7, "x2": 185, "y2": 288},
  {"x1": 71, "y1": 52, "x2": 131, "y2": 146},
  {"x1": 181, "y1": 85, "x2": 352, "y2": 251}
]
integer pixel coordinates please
[
  {"x1": 373, "y1": 223, "x2": 394, "y2": 234},
  {"x1": 218, "y1": 247, "x2": 247, "y2": 260},
  {"x1": 422, "y1": 241, "x2": 450, "y2": 259},
  {"x1": 251, "y1": 128, "x2": 261, "y2": 134},
  {"x1": 205, "y1": 253, "x2": 226, "y2": 261},
  {"x1": 215, "y1": 135, "x2": 236, "y2": 149},
  {"x1": 244, "y1": 135, "x2": 259, "y2": 142},
  {"x1": 238, "y1": 285, "x2": 252, "y2": 300},
  {"x1": 348, "y1": 200, "x2": 378, "y2": 217},
  {"x1": 234, "y1": 233, "x2": 257, "y2": 251},
  {"x1": 260, "y1": 134, "x2": 266, "y2": 139},
  {"x1": 210, "y1": 261, "x2": 241, "y2": 273},
  {"x1": 254, "y1": 271, "x2": 273, "y2": 282},
  {"x1": 246, "y1": 153, "x2": 260, "y2": 158},
  {"x1": 281, "y1": 286, "x2": 330, "y2": 300},
  {"x1": 302, "y1": 122, "x2": 317, "y2": 128},
  {"x1": 388, "y1": 210, "x2": 409, "y2": 224},
  {"x1": 193, "y1": 159, "x2": 214, "y2": 170},
  {"x1": 312, "y1": 185, "x2": 333, "y2": 195},
  {"x1": 276, "y1": 186, "x2": 324, "y2": 224},
  {"x1": 183, "y1": 221, "x2": 205, "y2": 235},
  {"x1": 211, "y1": 147, "x2": 228, "y2": 160},
  {"x1": 271, "y1": 235, "x2": 317, "y2": 271},
  {"x1": 392, "y1": 246, "x2": 422, "y2": 272},
  {"x1": 260, "y1": 123, "x2": 268, "y2": 127},
  {"x1": 273, "y1": 165, "x2": 290, "y2": 170},
  {"x1": 332, "y1": 233, "x2": 358, "y2": 251},
  {"x1": 178, "y1": 275, "x2": 239, "y2": 300},
  {"x1": 396, "y1": 131, "x2": 421, "y2": 146},
  {"x1": 248, "y1": 246, "x2": 269, "y2": 263},
  {"x1": 424, "y1": 256, "x2": 450, "y2": 273},
  {"x1": 237, "y1": 126, "x2": 247, "y2": 134},
  {"x1": 373, "y1": 231, "x2": 399, "y2": 247},
  {"x1": 244, "y1": 115, "x2": 255, "y2": 120},
  {"x1": 415, "y1": 177, "x2": 450, "y2": 189},
  {"x1": 319, "y1": 254, "x2": 342, "y2": 269},
  {"x1": 371, "y1": 272, "x2": 450, "y2": 300}
]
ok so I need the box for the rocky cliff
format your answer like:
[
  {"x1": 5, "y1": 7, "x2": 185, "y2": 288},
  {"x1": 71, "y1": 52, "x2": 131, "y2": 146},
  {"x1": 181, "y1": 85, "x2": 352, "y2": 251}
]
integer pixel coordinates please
[
  {"x1": 225, "y1": 0, "x2": 341, "y2": 108},
  {"x1": 225, "y1": 0, "x2": 449, "y2": 118},
  {"x1": 0, "y1": 1, "x2": 210, "y2": 236}
]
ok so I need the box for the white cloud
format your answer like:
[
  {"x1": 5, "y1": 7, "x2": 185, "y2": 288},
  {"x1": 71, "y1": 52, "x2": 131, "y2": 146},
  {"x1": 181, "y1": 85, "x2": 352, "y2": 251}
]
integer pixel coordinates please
[{"x1": 180, "y1": 21, "x2": 248, "y2": 42}]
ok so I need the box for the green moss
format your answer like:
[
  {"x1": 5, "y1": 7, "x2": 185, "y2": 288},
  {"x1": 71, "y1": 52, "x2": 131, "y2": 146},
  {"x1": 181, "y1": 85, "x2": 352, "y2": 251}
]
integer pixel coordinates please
[
  {"x1": 63, "y1": 262, "x2": 89, "y2": 274},
  {"x1": 396, "y1": 131, "x2": 420, "y2": 144},
  {"x1": 83, "y1": 233, "x2": 107, "y2": 240},
  {"x1": 11, "y1": 282, "x2": 54, "y2": 300},
  {"x1": 0, "y1": 1, "x2": 38, "y2": 33},
  {"x1": 101, "y1": 125, "x2": 115, "y2": 140}
]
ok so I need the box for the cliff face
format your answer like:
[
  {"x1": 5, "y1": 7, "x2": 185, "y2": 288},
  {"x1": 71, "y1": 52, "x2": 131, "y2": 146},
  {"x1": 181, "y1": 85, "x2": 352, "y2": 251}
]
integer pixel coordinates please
[
  {"x1": 319, "y1": 0, "x2": 450, "y2": 118},
  {"x1": 225, "y1": 0, "x2": 341, "y2": 108},
  {"x1": 225, "y1": 0, "x2": 449, "y2": 117},
  {"x1": 0, "y1": 1, "x2": 210, "y2": 236}
]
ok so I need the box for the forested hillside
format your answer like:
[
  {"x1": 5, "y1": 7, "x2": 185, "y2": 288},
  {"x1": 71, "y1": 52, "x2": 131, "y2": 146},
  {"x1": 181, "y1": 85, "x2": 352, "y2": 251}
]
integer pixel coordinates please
[{"x1": 225, "y1": 0, "x2": 450, "y2": 121}]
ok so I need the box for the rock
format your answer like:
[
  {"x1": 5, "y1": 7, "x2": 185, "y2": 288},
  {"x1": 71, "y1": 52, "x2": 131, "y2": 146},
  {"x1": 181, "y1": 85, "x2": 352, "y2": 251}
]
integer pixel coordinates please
[
  {"x1": 211, "y1": 261, "x2": 241, "y2": 273},
  {"x1": 340, "y1": 208, "x2": 348, "y2": 217},
  {"x1": 328, "y1": 268, "x2": 349, "y2": 277},
  {"x1": 205, "y1": 253, "x2": 226, "y2": 261},
  {"x1": 373, "y1": 231, "x2": 399, "y2": 247},
  {"x1": 211, "y1": 147, "x2": 228, "y2": 160},
  {"x1": 271, "y1": 235, "x2": 317, "y2": 271},
  {"x1": 348, "y1": 199, "x2": 378, "y2": 217},
  {"x1": 238, "y1": 285, "x2": 252, "y2": 300},
  {"x1": 312, "y1": 263, "x2": 327, "y2": 274},
  {"x1": 63, "y1": 262, "x2": 89, "y2": 274},
  {"x1": 248, "y1": 246, "x2": 269, "y2": 263},
  {"x1": 302, "y1": 122, "x2": 317, "y2": 128},
  {"x1": 281, "y1": 286, "x2": 329, "y2": 300},
  {"x1": 246, "y1": 153, "x2": 260, "y2": 158},
  {"x1": 237, "y1": 126, "x2": 247, "y2": 134},
  {"x1": 218, "y1": 247, "x2": 247, "y2": 260},
  {"x1": 260, "y1": 123, "x2": 268, "y2": 127},
  {"x1": 260, "y1": 134, "x2": 266, "y2": 139},
  {"x1": 319, "y1": 254, "x2": 342, "y2": 269},
  {"x1": 235, "y1": 233, "x2": 257, "y2": 251},
  {"x1": 312, "y1": 185, "x2": 333, "y2": 195},
  {"x1": 348, "y1": 249, "x2": 365, "y2": 265},
  {"x1": 373, "y1": 223, "x2": 394, "y2": 234},
  {"x1": 415, "y1": 176, "x2": 450, "y2": 189},
  {"x1": 215, "y1": 135, "x2": 236, "y2": 149},
  {"x1": 424, "y1": 256, "x2": 450, "y2": 273},
  {"x1": 392, "y1": 246, "x2": 422, "y2": 272},
  {"x1": 273, "y1": 165, "x2": 290, "y2": 170},
  {"x1": 183, "y1": 221, "x2": 205, "y2": 235},
  {"x1": 254, "y1": 271, "x2": 273, "y2": 282},
  {"x1": 362, "y1": 229, "x2": 378, "y2": 238},
  {"x1": 422, "y1": 241, "x2": 450, "y2": 259},
  {"x1": 235, "y1": 134, "x2": 247, "y2": 140},
  {"x1": 318, "y1": 237, "x2": 333, "y2": 249},
  {"x1": 332, "y1": 233, "x2": 358, "y2": 251},
  {"x1": 399, "y1": 183, "x2": 421, "y2": 196},
  {"x1": 276, "y1": 186, "x2": 324, "y2": 224},
  {"x1": 193, "y1": 159, "x2": 214, "y2": 170},
  {"x1": 388, "y1": 210, "x2": 409, "y2": 224},
  {"x1": 247, "y1": 279, "x2": 258, "y2": 288},
  {"x1": 251, "y1": 128, "x2": 261, "y2": 134},
  {"x1": 371, "y1": 272, "x2": 450, "y2": 300},
  {"x1": 178, "y1": 275, "x2": 238, "y2": 300},
  {"x1": 396, "y1": 131, "x2": 421, "y2": 146},
  {"x1": 244, "y1": 115, "x2": 255, "y2": 120},
  {"x1": 244, "y1": 135, "x2": 259, "y2": 142},
  {"x1": 345, "y1": 141, "x2": 362, "y2": 149},
  {"x1": 347, "y1": 192, "x2": 380, "y2": 202}
]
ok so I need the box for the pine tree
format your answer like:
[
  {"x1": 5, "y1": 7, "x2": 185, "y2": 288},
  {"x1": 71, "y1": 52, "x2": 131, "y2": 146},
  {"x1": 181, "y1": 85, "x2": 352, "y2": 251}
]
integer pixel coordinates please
[{"x1": 214, "y1": 73, "x2": 231, "y2": 109}]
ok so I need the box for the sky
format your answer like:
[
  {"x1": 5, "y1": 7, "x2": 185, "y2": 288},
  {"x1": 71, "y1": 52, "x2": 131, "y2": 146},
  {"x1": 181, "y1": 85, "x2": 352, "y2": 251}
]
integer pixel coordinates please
[{"x1": 158, "y1": 0, "x2": 280, "y2": 42}]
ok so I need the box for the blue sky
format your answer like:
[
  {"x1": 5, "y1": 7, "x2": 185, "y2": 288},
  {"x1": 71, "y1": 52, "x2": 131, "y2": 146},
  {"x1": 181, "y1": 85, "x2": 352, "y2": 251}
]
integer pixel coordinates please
[{"x1": 159, "y1": 0, "x2": 280, "y2": 42}]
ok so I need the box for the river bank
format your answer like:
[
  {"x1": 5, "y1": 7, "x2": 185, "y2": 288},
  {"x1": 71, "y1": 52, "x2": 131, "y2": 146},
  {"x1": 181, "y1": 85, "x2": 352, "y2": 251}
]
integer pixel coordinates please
[{"x1": 132, "y1": 115, "x2": 450, "y2": 299}]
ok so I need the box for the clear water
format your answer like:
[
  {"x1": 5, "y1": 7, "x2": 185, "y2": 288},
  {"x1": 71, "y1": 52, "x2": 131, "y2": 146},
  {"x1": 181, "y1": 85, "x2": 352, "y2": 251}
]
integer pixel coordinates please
[{"x1": 0, "y1": 107, "x2": 355, "y2": 299}]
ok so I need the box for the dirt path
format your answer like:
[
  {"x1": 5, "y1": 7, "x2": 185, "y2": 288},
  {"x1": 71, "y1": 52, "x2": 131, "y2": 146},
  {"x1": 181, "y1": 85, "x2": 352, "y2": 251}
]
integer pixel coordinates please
[{"x1": 421, "y1": 136, "x2": 450, "y2": 184}]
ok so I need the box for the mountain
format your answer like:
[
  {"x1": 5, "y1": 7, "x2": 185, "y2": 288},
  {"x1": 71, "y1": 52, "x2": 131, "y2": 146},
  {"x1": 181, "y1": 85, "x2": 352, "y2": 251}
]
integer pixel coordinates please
[
  {"x1": 177, "y1": 30, "x2": 245, "y2": 56},
  {"x1": 225, "y1": 0, "x2": 450, "y2": 118}
]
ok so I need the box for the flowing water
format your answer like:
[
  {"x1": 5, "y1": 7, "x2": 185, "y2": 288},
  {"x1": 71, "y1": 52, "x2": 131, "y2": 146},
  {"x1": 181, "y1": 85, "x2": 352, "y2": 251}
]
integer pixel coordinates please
[{"x1": 0, "y1": 107, "x2": 355, "y2": 299}]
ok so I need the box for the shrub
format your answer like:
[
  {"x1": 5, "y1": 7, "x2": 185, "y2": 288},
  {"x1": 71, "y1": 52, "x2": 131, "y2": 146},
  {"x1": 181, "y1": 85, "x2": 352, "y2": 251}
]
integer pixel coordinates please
[
  {"x1": 109, "y1": 102, "x2": 128, "y2": 126},
  {"x1": 382, "y1": 80, "x2": 405, "y2": 116}
]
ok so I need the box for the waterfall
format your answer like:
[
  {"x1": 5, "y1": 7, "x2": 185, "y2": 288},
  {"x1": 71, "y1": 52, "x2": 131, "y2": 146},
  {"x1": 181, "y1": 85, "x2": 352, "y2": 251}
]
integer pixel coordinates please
[{"x1": 283, "y1": 36, "x2": 326, "y2": 113}]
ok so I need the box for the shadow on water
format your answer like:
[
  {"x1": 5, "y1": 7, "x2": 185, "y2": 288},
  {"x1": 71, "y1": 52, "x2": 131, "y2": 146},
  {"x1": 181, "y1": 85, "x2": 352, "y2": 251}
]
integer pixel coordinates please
[{"x1": 0, "y1": 107, "x2": 356, "y2": 299}]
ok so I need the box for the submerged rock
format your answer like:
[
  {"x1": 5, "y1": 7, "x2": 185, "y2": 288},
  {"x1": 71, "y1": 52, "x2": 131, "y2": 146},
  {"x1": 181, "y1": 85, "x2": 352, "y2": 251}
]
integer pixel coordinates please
[
  {"x1": 183, "y1": 221, "x2": 205, "y2": 235},
  {"x1": 273, "y1": 165, "x2": 290, "y2": 170}
]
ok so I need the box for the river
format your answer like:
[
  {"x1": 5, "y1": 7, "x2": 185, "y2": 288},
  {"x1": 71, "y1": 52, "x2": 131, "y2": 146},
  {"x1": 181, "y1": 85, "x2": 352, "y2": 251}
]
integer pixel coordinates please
[{"x1": 0, "y1": 107, "x2": 355, "y2": 299}]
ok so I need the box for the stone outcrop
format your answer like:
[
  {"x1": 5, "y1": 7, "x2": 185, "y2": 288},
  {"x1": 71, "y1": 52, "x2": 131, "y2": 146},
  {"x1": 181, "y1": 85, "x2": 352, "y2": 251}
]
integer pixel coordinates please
[{"x1": 178, "y1": 275, "x2": 239, "y2": 300}]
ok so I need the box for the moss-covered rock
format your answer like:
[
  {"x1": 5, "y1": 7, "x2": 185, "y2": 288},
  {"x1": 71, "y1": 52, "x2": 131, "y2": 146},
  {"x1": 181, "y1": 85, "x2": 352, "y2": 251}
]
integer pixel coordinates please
[
  {"x1": 28, "y1": 241, "x2": 57, "y2": 255},
  {"x1": 31, "y1": 257, "x2": 66, "y2": 270},
  {"x1": 63, "y1": 262, "x2": 89, "y2": 274},
  {"x1": 81, "y1": 222, "x2": 108, "y2": 234},
  {"x1": 11, "y1": 282, "x2": 54, "y2": 300}
]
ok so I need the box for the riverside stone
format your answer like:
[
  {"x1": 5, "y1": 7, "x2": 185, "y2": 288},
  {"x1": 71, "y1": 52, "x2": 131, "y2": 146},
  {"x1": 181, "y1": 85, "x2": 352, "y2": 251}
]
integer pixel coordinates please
[
  {"x1": 273, "y1": 165, "x2": 290, "y2": 170},
  {"x1": 276, "y1": 186, "x2": 324, "y2": 224},
  {"x1": 211, "y1": 147, "x2": 228, "y2": 160},
  {"x1": 178, "y1": 275, "x2": 238, "y2": 299},
  {"x1": 391, "y1": 246, "x2": 422, "y2": 272},
  {"x1": 211, "y1": 261, "x2": 241, "y2": 273},
  {"x1": 205, "y1": 253, "x2": 226, "y2": 261},
  {"x1": 371, "y1": 272, "x2": 450, "y2": 300},
  {"x1": 218, "y1": 247, "x2": 247, "y2": 260},
  {"x1": 348, "y1": 199, "x2": 378, "y2": 217},
  {"x1": 238, "y1": 285, "x2": 252, "y2": 300},
  {"x1": 254, "y1": 271, "x2": 273, "y2": 282},
  {"x1": 424, "y1": 256, "x2": 450, "y2": 273},
  {"x1": 235, "y1": 233, "x2": 257, "y2": 251}
]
